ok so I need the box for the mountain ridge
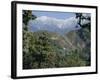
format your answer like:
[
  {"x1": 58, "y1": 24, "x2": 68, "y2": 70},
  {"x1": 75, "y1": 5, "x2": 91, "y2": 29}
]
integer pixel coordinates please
[{"x1": 28, "y1": 16, "x2": 81, "y2": 34}]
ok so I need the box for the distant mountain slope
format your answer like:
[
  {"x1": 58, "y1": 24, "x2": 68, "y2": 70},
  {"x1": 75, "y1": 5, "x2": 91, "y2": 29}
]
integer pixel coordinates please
[
  {"x1": 23, "y1": 11, "x2": 91, "y2": 69},
  {"x1": 28, "y1": 16, "x2": 82, "y2": 34},
  {"x1": 31, "y1": 29, "x2": 90, "y2": 56},
  {"x1": 23, "y1": 26, "x2": 91, "y2": 69},
  {"x1": 28, "y1": 16, "x2": 90, "y2": 35}
]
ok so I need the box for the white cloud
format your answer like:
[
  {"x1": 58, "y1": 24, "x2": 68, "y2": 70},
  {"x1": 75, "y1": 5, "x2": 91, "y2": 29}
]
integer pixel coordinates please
[{"x1": 28, "y1": 16, "x2": 89, "y2": 34}]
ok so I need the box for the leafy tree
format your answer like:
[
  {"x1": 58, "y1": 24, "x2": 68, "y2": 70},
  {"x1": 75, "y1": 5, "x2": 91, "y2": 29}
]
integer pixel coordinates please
[
  {"x1": 75, "y1": 13, "x2": 83, "y2": 26},
  {"x1": 23, "y1": 10, "x2": 37, "y2": 69},
  {"x1": 64, "y1": 49, "x2": 86, "y2": 67},
  {"x1": 75, "y1": 13, "x2": 91, "y2": 66},
  {"x1": 23, "y1": 31, "x2": 56, "y2": 69},
  {"x1": 75, "y1": 13, "x2": 91, "y2": 31},
  {"x1": 33, "y1": 32, "x2": 55, "y2": 68},
  {"x1": 23, "y1": 10, "x2": 37, "y2": 31}
]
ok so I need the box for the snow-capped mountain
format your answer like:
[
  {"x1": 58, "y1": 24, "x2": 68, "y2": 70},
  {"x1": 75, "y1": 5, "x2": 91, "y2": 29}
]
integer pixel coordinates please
[{"x1": 28, "y1": 16, "x2": 89, "y2": 34}]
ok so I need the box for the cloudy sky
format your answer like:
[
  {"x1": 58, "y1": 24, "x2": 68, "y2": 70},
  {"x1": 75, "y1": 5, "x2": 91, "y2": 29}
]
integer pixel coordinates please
[{"x1": 32, "y1": 11, "x2": 76, "y2": 19}]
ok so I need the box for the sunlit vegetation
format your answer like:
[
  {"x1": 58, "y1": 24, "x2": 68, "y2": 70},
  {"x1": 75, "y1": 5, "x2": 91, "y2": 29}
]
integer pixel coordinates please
[{"x1": 23, "y1": 10, "x2": 91, "y2": 69}]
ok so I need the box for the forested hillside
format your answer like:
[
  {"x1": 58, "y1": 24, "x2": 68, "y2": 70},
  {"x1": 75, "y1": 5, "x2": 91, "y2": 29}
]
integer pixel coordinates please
[{"x1": 22, "y1": 10, "x2": 91, "y2": 69}]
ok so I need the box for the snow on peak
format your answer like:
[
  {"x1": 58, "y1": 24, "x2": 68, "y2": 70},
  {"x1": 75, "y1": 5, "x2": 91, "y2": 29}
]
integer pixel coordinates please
[
  {"x1": 28, "y1": 16, "x2": 83, "y2": 34},
  {"x1": 37, "y1": 16, "x2": 48, "y2": 21}
]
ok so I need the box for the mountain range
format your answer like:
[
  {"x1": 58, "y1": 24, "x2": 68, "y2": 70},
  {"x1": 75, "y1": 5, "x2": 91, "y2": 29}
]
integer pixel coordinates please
[
  {"x1": 28, "y1": 16, "x2": 90, "y2": 35},
  {"x1": 23, "y1": 11, "x2": 91, "y2": 69},
  {"x1": 28, "y1": 16, "x2": 83, "y2": 34}
]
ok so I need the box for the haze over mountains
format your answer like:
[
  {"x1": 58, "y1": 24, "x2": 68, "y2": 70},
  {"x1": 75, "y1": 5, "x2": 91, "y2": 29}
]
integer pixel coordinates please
[
  {"x1": 28, "y1": 16, "x2": 82, "y2": 34},
  {"x1": 28, "y1": 16, "x2": 90, "y2": 34},
  {"x1": 23, "y1": 10, "x2": 91, "y2": 69}
]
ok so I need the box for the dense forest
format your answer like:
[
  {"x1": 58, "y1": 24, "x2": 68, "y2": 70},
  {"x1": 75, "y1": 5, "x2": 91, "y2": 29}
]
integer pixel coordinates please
[{"x1": 23, "y1": 10, "x2": 91, "y2": 69}]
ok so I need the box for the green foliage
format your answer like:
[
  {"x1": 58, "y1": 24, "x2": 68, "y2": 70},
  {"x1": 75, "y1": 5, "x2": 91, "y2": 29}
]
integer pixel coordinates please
[
  {"x1": 75, "y1": 13, "x2": 91, "y2": 31},
  {"x1": 23, "y1": 11, "x2": 91, "y2": 69},
  {"x1": 75, "y1": 13, "x2": 82, "y2": 26},
  {"x1": 23, "y1": 31, "x2": 57, "y2": 69},
  {"x1": 23, "y1": 10, "x2": 37, "y2": 31},
  {"x1": 23, "y1": 31, "x2": 89, "y2": 69},
  {"x1": 64, "y1": 49, "x2": 86, "y2": 67}
]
